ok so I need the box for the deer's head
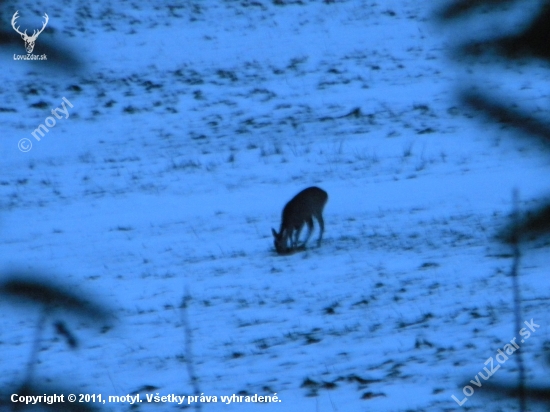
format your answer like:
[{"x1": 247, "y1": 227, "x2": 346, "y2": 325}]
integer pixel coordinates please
[{"x1": 11, "y1": 11, "x2": 49, "y2": 54}]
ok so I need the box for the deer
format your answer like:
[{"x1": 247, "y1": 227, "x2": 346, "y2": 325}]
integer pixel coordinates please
[
  {"x1": 272, "y1": 186, "x2": 328, "y2": 254},
  {"x1": 11, "y1": 11, "x2": 49, "y2": 54}
]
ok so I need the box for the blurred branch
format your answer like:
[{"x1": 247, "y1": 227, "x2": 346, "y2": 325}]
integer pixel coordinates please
[
  {"x1": 181, "y1": 289, "x2": 202, "y2": 412},
  {"x1": 457, "y1": 2, "x2": 550, "y2": 61},
  {"x1": 510, "y1": 190, "x2": 526, "y2": 412},
  {"x1": 461, "y1": 92, "x2": 550, "y2": 146},
  {"x1": 25, "y1": 308, "x2": 48, "y2": 386},
  {"x1": 0, "y1": 273, "x2": 116, "y2": 388},
  {"x1": 438, "y1": 0, "x2": 517, "y2": 20},
  {"x1": 482, "y1": 382, "x2": 550, "y2": 403},
  {"x1": 442, "y1": 0, "x2": 550, "y2": 407},
  {"x1": 499, "y1": 202, "x2": 550, "y2": 243},
  {"x1": 0, "y1": 274, "x2": 113, "y2": 323}
]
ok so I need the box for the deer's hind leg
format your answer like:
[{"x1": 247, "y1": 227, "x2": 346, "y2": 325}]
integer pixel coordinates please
[
  {"x1": 301, "y1": 217, "x2": 314, "y2": 247},
  {"x1": 291, "y1": 224, "x2": 304, "y2": 249},
  {"x1": 315, "y1": 213, "x2": 325, "y2": 246}
]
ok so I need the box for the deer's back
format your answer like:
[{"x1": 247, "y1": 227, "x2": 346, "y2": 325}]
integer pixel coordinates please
[{"x1": 282, "y1": 187, "x2": 328, "y2": 227}]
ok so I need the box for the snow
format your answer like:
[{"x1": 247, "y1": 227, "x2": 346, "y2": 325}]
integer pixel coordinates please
[{"x1": 1, "y1": 0, "x2": 549, "y2": 411}]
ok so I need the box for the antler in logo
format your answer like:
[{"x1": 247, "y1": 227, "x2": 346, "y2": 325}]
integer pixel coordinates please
[{"x1": 11, "y1": 11, "x2": 49, "y2": 54}]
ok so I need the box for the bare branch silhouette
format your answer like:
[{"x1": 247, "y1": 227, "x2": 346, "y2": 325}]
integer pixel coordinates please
[
  {"x1": 0, "y1": 273, "x2": 115, "y2": 388},
  {"x1": 0, "y1": 274, "x2": 113, "y2": 322},
  {"x1": 461, "y1": 92, "x2": 550, "y2": 146},
  {"x1": 438, "y1": 0, "x2": 517, "y2": 20}
]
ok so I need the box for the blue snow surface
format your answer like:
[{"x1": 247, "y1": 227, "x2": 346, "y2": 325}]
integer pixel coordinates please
[{"x1": 1, "y1": 0, "x2": 549, "y2": 411}]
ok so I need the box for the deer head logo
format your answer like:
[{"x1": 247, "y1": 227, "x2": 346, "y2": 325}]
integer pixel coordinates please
[{"x1": 11, "y1": 11, "x2": 49, "y2": 54}]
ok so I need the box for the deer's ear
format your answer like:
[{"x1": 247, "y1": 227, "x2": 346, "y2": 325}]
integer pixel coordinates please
[{"x1": 271, "y1": 228, "x2": 278, "y2": 237}]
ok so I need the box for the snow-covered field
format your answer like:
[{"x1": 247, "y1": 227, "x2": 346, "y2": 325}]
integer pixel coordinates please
[{"x1": 1, "y1": 0, "x2": 550, "y2": 410}]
